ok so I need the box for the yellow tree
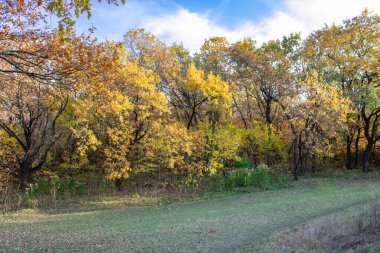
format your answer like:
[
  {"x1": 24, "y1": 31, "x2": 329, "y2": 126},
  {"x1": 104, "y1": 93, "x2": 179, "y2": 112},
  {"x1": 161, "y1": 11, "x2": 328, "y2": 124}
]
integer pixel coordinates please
[
  {"x1": 0, "y1": 1, "x2": 128, "y2": 189},
  {"x1": 104, "y1": 60, "x2": 170, "y2": 184},
  {"x1": 0, "y1": 28, "x2": 110, "y2": 189},
  {"x1": 302, "y1": 10, "x2": 380, "y2": 171},
  {"x1": 122, "y1": 31, "x2": 237, "y2": 176},
  {"x1": 68, "y1": 43, "x2": 188, "y2": 189},
  {"x1": 287, "y1": 71, "x2": 349, "y2": 179},
  {"x1": 196, "y1": 37, "x2": 231, "y2": 78},
  {"x1": 179, "y1": 62, "x2": 232, "y2": 129}
]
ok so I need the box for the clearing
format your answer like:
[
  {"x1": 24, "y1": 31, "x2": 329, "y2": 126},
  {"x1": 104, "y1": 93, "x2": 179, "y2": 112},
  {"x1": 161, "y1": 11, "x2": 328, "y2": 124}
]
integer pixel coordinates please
[{"x1": 1, "y1": 172, "x2": 380, "y2": 252}]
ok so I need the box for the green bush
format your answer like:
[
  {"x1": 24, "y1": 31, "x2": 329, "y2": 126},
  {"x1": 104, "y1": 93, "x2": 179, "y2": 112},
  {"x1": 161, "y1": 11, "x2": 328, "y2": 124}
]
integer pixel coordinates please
[
  {"x1": 25, "y1": 176, "x2": 84, "y2": 201},
  {"x1": 216, "y1": 164, "x2": 290, "y2": 190},
  {"x1": 251, "y1": 164, "x2": 271, "y2": 187},
  {"x1": 235, "y1": 153, "x2": 252, "y2": 169},
  {"x1": 58, "y1": 177, "x2": 85, "y2": 195},
  {"x1": 224, "y1": 168, "x2": 252, "y2": 189}
]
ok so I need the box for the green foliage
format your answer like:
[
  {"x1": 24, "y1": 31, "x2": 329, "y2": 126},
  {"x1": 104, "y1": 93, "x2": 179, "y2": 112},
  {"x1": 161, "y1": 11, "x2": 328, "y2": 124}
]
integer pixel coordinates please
[
  {"x1": 59, "y1": 178, "x2": 85, "y2": 195},
  {"x1": 235, "y1": 153, "x2": 252, "y2": 169},
  {"x1": 216, "y1": 164, "x2": 290, "y2": 190},
  {"x1": 251, "y1": 164, "x2": 271, "y2": 187},
  {"x1": 190, "y1": 122, "x2": 245, "y2": 176},
  {"x1": 25, "y1": 176, "x2": 84, "y2": 201},
  {"x1": 205, "y1": 123, "x2": 245, "y2": 173},
  {"x1": 225, "y1": 168, "x2": 252, "y2": 189}
]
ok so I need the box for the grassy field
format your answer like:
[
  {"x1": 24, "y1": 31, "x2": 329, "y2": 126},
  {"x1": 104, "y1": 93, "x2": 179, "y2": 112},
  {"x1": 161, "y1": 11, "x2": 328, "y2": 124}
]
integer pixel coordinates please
[{"x1": 0, "y1": 172, "x2": 380, "y2": 252}]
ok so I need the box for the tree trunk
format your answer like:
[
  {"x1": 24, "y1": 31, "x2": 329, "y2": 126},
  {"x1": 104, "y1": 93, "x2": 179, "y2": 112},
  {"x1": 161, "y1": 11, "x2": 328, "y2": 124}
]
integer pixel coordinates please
[
  {"x1": 292, "y1": 136, "x2": 298, "y2": 180},
  {"x1": 18, "y1": 161, "x2": 33, "y2": 191},
  {"x1": 298, "y1": 136, "x2": 304, "y2": 176},
  {"x1": 311, "y1": 154, "x2": 317, "y2": 174},
  {"x1": 363, "y1": 141, "x2": 373, "y2": 173},
  {"x1": 115, "y1": 179, "x2": 123, "y2": 191},
  {"x1": 354, "y1": 127, "x2": 361, "y2": 169},
  {"x1": 187, "y1": 106, "x2": 196, "y2": 130},
  {"x1": 304, "y1": 151, "x2": 309, "y2": 173},
  {"x1": 265, "y1": 99, "x2": 272, "y2": 125},
  {"x1": 299, "y1": 153, "x2": 304, "y2": 176},
  {"x1": 346, "y1": 135, "x2": 353, "y2": 170},
  {"x1": 266, "y1": 124, "x2": 272, "y2": 166}
]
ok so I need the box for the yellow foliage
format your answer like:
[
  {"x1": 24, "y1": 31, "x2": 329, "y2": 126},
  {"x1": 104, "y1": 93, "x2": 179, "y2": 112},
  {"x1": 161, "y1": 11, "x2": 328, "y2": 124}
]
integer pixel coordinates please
[{"x1": 184, "y1": 63, "x2": 232, "y2": 109}]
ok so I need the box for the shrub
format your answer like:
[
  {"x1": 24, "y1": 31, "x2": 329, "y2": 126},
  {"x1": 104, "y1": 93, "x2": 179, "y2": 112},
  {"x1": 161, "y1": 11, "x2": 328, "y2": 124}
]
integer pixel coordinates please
[
  {"x1": 243, "y1": 123, "x2": 287, "y2": 165},
  {"x1": 58, "y1": 177, "x2": 85, "y2": 195},
  {"x1": 251, "y1": 164, "x2": 271, "y2": 187},
  {"x1": 216, "y1": 164, "x2": 290, "y2": 190},
  {"x1": 235, "y1": 153, "x2": 252, "y2": 169},
  {"x1": 224, "y1": 168, "x2": 252, "y2": 189},
  {"x1": 25, "y1": 175, "x2": 84, "y2": 201}
]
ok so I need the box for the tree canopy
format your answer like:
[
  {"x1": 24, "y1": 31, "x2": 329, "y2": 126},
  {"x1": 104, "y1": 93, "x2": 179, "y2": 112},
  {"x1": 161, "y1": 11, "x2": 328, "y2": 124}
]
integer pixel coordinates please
[{"x1": 0, "y1": 3, "x2": 379, "y2": 190}]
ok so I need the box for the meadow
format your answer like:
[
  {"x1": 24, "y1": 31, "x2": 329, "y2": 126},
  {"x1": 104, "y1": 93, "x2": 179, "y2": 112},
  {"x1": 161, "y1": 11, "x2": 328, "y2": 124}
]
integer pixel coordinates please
[{"x1": 1, "y1": 171, "x2": 379, "y2": 253}]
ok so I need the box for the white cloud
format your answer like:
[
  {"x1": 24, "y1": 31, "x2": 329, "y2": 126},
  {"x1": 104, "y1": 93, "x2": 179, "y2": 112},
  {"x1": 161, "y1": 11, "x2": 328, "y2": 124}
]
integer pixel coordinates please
[
  {"x1": 77, "y1": 0, "x2": 380, "y2": 53},
  {"x1": 145, "y1": 9, "x2": 253, "y2": 52},
  {"x1": 143, "y1": 0, "x2": 380, "y2": 52},
  {"x1": 74, "y1": 1, "x2": 168, "y2": 41}
]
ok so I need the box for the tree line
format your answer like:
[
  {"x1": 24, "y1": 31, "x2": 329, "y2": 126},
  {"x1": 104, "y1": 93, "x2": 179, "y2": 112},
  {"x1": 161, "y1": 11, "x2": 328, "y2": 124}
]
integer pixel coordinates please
[{"x1": 0, "y1": 1, "x2": 379, "y2": 191}]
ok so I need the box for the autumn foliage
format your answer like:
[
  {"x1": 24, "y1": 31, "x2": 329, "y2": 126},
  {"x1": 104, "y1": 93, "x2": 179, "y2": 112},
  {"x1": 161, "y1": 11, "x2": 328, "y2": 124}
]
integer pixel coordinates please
[{"x1": 0, "y1": 1, "x2": 379, "y2": 191}]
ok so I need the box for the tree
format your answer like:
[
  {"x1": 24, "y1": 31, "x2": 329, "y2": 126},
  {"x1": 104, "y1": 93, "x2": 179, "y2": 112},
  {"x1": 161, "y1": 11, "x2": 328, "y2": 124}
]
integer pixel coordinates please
[
  {"x1": 302, "y1": 9, "x2": 380, "y2": 171},
  {"x1": 286, "y1": 71, "x2": 349, "y2": 179},
  {"x1": 0, "y1": 31, "x2": 90, "y2": 189},
  {"x1": 227, "y1": 36, "x2": 300, "y2": 166},
  {"x1": 0, "y1": 2, "x2": 124, "y2": 189},
  {"x1": 196, "y1": 37, "x2": 231, "y2": 78},
  {"x1": 360, "y1": 86, "x2": 380, "y2": 172},
  {"x1": 1, "y1": 0, "x2": 125, "y2": 36},
  {"x1": 104, "y1": 60, "x2": 170, "y2": 183}
]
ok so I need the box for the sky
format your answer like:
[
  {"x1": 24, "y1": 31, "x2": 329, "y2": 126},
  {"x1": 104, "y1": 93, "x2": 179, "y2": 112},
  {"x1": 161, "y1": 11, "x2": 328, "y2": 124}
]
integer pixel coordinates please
[{"x1": 73, "y1": 0, "x2": 380, "y2": 52}]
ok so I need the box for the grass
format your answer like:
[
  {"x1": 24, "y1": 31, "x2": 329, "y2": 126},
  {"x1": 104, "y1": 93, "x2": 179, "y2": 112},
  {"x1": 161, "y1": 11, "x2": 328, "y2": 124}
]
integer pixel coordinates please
[
  {"x1": 253, "y1": 201, "x2": 380, "y2": 252},
  {"x1": 0, "y1": 171, "x2": 379, "y2": 252}
]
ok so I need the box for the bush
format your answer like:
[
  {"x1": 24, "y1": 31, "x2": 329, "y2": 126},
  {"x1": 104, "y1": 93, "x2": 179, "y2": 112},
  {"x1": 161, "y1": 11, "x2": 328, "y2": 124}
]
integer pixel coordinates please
[
  {"x1": 235, "y1": 153, "x2": 252, "y2": 169},
  {"x1": 243, "y1": 123, "x2": 287, "y2": 165},
  {"x1": 25, "y1": 175, "x2": 84, "y2": 201},
  {"x1": 58, "y1": 177, "x2": 85, "y2": 195},
  {"x1": 224, "y1": 168, "x2": 252, "y2": 189},
  {"x1": 251, "y1": 164, "x2": 271, "y2": 187},
  {"x1": 216, "y1": 164, "x2": 290, "y2": 190}
]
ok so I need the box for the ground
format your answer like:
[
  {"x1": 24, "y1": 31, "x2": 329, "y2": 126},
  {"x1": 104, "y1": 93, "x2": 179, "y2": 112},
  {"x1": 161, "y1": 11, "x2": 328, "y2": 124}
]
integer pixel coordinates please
[{"x1": 0, "y1": 172, "x2": 379, "y2": 252}]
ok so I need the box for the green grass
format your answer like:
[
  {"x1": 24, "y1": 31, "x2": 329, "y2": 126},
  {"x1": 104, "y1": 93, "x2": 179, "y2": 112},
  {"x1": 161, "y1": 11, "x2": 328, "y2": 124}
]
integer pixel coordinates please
[{"x1": 0, "y1": 173, "x2": 380, "y2": 252}]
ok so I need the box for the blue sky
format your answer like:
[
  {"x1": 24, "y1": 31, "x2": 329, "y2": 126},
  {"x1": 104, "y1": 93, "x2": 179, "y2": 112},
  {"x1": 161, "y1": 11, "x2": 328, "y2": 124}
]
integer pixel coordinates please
[
  {"x1": 73, "y1": 0, "x2": 380, "y2": 52},
  {"x1": 166, "y1": 0, "x2": 282, "y2": 27}
]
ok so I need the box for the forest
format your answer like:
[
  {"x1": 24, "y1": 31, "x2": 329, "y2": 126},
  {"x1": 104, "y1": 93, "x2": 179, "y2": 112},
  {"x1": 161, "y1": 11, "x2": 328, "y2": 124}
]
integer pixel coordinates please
[
  {"x1": 0, "y1": 1, "x2": 380, "y2": 252},
  {"x1": 1, "y1": 1, "x2": 379, "y2": 194}
]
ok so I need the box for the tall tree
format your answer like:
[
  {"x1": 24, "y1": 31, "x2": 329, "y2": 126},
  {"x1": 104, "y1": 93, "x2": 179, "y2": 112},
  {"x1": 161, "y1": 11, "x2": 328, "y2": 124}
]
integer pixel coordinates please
[
  {"x1": 286, "y1": 71, "x2": 349, "y2": 179},
  {"x1": 302, "y1": 9, "x2": 380, "y2": 171},
  {"x1": 0, "y1": 30, "x2": 102, "y2": 189}
]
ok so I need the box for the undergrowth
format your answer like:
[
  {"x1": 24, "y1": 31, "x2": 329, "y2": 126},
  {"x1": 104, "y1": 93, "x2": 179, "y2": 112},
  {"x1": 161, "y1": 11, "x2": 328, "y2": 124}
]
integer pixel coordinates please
[{"x1": 215, "y1": 164, "x2": 290, "y2": 190}]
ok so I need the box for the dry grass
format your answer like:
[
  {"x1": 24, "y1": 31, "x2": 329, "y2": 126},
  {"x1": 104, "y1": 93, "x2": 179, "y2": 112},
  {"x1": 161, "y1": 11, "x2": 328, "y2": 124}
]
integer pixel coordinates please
[{"x1": 251, "y1": 202, "x2": 380, "y2": 253}]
